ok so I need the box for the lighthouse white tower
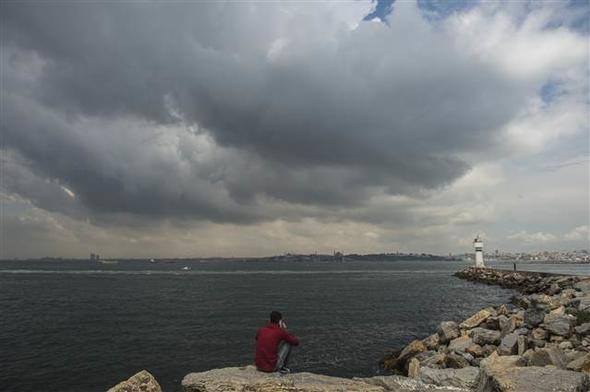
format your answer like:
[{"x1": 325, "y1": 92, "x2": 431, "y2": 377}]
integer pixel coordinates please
[{"x1": 474, "y1": 236, "x2": 485, "y2": 268}]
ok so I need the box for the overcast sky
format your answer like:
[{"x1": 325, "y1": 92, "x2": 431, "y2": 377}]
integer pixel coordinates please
[{"x1": 1, "y1": 0, "x2": 588, "y2": 258}]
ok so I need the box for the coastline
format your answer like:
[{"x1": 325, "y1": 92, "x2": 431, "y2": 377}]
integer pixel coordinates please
[
  {"x1": 108, "y1": 267, "x2": 590, "y2": 392},
  {"x1": 380, "y1": 267, "x2": 590, "y2": 391}
]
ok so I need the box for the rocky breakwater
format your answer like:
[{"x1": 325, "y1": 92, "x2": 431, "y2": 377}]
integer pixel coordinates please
[{"x1": 382, "y1": 267, "x2": 590, "y2": 392}]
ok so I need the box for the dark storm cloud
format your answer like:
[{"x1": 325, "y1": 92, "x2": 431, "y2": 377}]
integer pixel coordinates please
[{"x1": 0, "y1": 2, "x2": 541, "y2": 223}]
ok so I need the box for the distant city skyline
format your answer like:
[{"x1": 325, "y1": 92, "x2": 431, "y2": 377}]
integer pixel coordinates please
[{"x1": 1, "y1": 1, "x2": 589, "y2": 258}]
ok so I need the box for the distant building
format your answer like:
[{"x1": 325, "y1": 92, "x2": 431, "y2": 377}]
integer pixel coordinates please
[{"x1": 474, "y1": 236, "x2": 485, "y2": 268}]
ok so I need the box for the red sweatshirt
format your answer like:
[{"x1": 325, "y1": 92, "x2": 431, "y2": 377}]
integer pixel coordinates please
[{"x1": 255, "y1": 323, "x2": 299, "y2": 372}]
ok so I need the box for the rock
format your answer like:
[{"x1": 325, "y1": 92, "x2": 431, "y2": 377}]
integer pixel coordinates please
[
  {"x1": 470, "y1": 328, "x2": 502, "y2": 346},
  {"x1": 423, "y1": 333, "x2": 440, "y2": 350},
  {"x1": 531, "y1": 294, "x2": 556, "y2": 307},
  {"x1": 438, "y1": 321, "x2": 460, "y2": 344},
  {"x1": 477, "y1": 352, "x2": 589, "y2": 392},
  {"x1": 461, "y1": 308, "x2": 494, "y2": 329},
  {"x1": 575, "y1": 279, "x2": 590, "y2": 293},
  {"x1": 465, "y1": 343, "x2": 485, "y2": 357},
  {"x1": 575, "y1": 323, "x2": 590, "y2": 336},
  {"x1": 567, "y1": 353, "x2": 590, "y2": 373},
  {"x1": 526, "y1": 346, "x2": 568, "y2": 368},
  {"x1": 398, "y1": 340, "x2": 427, "y2": 369},
  {"x1": 361, "y1": 374, "x2": 471, "y2": 392},
  {"x1": 511, "y1": 295, "x2": 531, "y2": 309},
  {"x1": 408, "y1": 358, "x2": 420, "y2": 379},
  {"x1": 419, "y1": 352, "x2": 446, "y2": 369},
  {"x1": 550, "y1": 305, "x2": 567, "y2": 315},
  {"x1": 559, "y1": 341, "x2": 574, "y2": 350},
  {"x1": 550, "y1": 335, "x2": 565, "y2": 343},
  {"x1": 532, "y1": 328, "x2": 548, "y2": 341},
  {"x1": 548, "y1": 283, "x2": 561, "y2": 295},
  {"x1": 543, "y1": 313, "x2": 576, "y2": 337},
  {"x1": 496, "y1": 304, "x2": 514, "y2": 316},
  {"x1": 418, "y1": 367, "x2": 479, "y2": 390},
  {"x1": 497, "y1": 333, "x2": 518, "y2": 356},
  {"x1": 182, "y1": 366, "x2": 386, "y2": 392},
  {"x1": 524, "y1": 308, "x2": 545, "y2": 328},
  {"x1": 497, "y1": 315, "x2": 509, "y2": 331},
  {"x1": 448, "y1": 336, "x2": 473, "y2": 353},
  {"x1": 500, "y1": 316, "x2": 518, "y2": 337},
  {"x1": 566, "y1": 350, "x2": 587, "y2": 363},
  {"x1": 517, "y1": 335, "x2": 527, "y2": 356},
  {"x1": 445, "y1": 352, "x2": 471, "y2": 369},
  {"x1": 579, "y1": 296, "x2": 590, "y2": 312},
  {"x1": 107, "y1": 370, "x2": 161, "y2": 392}
]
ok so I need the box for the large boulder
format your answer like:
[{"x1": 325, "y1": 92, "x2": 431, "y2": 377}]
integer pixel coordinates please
[
  {"x1": 448, "y1": 336, "x2": 474, "y2": 353},
  {"x1": 445, "y1": 353, "x2": 470, "y2": 369},
  {"x1": 524, "y1": 308, "x2": 545, "y2": 328},
  {"x1": 579, "y1": 296, "x2": 590, "y2": 312},
  {"x1": 183, "y1": 366, "x2": 472, "y2": 392},
  {"x1": 567, "y1": 353, "x2": 590, "y2": 373},
  {"x1": 532, "y1": 328, "x2": 548, "y2": 341},
  {"x1": 575, "y1": 323, "x2": 590, "y2": 336},
  {"x1": 470, "y1": 328, "x2": 502, "y2": 346},
  {"x1": 397, "y1": 340, "x2": 427, "y2": 369},
  {"x1": 418, "y1": 367, "x2": 479, "y2": 390},
  {"x1": 497, "y1": 333, "x2": 518, "y2": 356},
  {"x1": 438, "y1": 321, "x2": 460, "y2": 344},
  {"x1": 524, "y1": 346, "x2": 568, "y2": 368},
  {"x1": 460, "y1": 308, "x2": 495, "y2": 329},
  {"x1": 423, "y1": 334, "x2": 440, "y2": 350},
  {"x1": 182, "y1": 366, "x2": 385, "y2": 392},
  {"x1": 543, "y1": 313, "x2": 576, "y2": 337},
  {"x1": 419, "y1": 352, "x2": 447, "y2": 369},
  {"x1": 107, "y1": 370, "x2": 161, "y2": 392},
  {"x1": 574, "y1": 279, "x2": 590, "y2": 293},
  {"x1": 361, "y1": 374, "x2": 471, "y2": 392},
  {"x1": 476, "y1": 352, "x2": 589, "y2": 392}
]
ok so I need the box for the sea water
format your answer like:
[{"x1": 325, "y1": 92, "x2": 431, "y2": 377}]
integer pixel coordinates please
[{"x1": 1, "y1": 259, "x2": 585, "y2": 392}]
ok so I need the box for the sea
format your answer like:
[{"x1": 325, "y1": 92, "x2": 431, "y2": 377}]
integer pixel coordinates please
[{"x1": 1, "y1": 259, "x2": 588, "y2": 392}]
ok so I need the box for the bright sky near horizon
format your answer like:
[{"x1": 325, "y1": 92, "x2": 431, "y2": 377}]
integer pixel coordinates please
[{"x1": 1, "y1": 0, "x2": 589, "y2": 258}]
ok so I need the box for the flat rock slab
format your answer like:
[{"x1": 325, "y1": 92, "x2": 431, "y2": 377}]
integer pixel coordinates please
[
  {"x1": 418, "y1": 366, "x2": 479, "y2": 389},
  {"x1": 461, "y1": 309, "x2": 494, "y2": 329},
  {"x1": 182, "y1": 366, "x2": 468, "y2": 392},
  {"x1": 478, "y1": 353, "x2": 589, "y2": 392}
]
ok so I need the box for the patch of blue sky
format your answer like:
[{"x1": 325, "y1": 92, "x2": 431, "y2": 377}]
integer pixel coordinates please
[
  {"x1": 417, "y1": 0, "x2": 479, "y2": 22},
  {"x1": 540, "y1": 80, "x2": 566, "y2": 106},
  {"x1": 541, "y1": 0, "x2": 590, "y2": 34},
  {"x1": 565, "y1": 0, "x2": 590, "y2": 33},
  {"x1": 364, "y1": 0, "x2": 394, "y2": 22}
]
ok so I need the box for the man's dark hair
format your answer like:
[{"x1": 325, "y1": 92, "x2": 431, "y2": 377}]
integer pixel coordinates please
[{"x1": 270, "y1": 310, "x2": 282, "y2": 324}]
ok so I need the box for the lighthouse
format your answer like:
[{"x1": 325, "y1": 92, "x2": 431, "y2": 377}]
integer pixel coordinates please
[{"x1": 473, "y1": 236, "x2": 485, "y2": 268}]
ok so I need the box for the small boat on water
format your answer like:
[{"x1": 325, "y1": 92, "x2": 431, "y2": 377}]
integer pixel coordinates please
[
  {"x1": 99, "y1": 260, "x2": 119, "y2": 265},
  {"x1": 150, "y1": 258, "x2": 156, "y2": 263},
  {"x1": 181, "y1": 266, "x2": 191, "y2": 271}
]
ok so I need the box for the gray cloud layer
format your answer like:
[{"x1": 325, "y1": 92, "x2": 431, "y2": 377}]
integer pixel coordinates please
[{"x1": 1, "y1": 2, "x2": 587, "y2": 234}]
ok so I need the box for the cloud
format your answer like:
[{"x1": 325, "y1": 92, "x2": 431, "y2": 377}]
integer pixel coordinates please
[
  {"x1": 564, "y1": 225, "x2": 590, "y2": 242},
  {"x1": 507, "y1": 231, "x2": 559, "y2": 243},
  {"x1": 0, "y1": 1, "x2": 588, "y2": 257}
]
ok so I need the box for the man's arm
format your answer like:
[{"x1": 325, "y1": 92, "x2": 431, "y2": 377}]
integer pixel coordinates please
[{"x1": 281, "y1": 329, "x2": 299, "y2": 346}]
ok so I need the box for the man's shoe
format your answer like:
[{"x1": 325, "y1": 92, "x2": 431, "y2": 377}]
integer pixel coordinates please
[{"x1": 278, "y1": 367, "x2": 291, "y2": 374}]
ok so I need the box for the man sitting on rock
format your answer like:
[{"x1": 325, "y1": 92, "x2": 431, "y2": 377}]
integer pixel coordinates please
[{"x1": 255, "y1": 310, "x2": 299, "y2": 374}]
